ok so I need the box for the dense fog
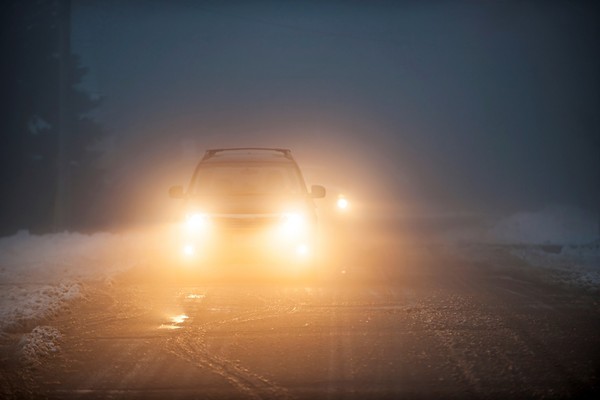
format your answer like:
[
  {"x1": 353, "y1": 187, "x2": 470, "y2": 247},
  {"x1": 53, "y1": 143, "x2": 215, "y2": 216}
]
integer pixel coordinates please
[{"x1": 2, "y1": 0, "x2": 598, "y2": 233}]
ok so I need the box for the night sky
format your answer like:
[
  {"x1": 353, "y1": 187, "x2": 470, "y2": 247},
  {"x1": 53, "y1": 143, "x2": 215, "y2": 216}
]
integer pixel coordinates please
[{"x1": 68, "y1": 1, "x2": 599, "y2": 218}]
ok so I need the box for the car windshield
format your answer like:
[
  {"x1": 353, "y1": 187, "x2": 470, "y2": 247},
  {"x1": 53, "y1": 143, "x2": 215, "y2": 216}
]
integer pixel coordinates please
[{"x1": 191, "y1": 163, "x2": 304, "y2": 196}]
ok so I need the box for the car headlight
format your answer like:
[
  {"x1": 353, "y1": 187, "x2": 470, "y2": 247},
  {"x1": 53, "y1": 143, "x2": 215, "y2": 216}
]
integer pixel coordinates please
[
  {"x1": 185, "y1": 213, "x2": 210, "y2": 233},
  {"x1": 280, "y1": 212, "x2": 306, "y2": 236},
  {"x1": 336, "y1": 195, "x2": 349, "y2": 210}
]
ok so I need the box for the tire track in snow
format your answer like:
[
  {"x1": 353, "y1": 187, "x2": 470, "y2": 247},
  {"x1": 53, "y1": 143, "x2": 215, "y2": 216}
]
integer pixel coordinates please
[{"x1": 167, "y1": 302, "x2": 296, "y2": 400}]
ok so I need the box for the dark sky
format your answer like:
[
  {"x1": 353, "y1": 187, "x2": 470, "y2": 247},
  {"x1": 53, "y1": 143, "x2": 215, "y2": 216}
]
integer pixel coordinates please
[{"x1": 72, "y1": 0, "x2": 599, "y2": 216}]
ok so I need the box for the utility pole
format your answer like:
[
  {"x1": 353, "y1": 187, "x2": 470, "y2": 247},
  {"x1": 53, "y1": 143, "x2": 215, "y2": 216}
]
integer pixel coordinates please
[{"x1": 54, "y1": 0, "x2": 71, "y2": 231}]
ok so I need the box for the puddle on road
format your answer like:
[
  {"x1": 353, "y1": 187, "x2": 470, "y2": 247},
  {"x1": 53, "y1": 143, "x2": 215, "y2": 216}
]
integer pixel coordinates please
[
  {"x1": 185, "y1": 294, "x2": 206, "y2": 300},
  {"x1": 158, "y1": 314, "x2": 189, "y2": 330}
]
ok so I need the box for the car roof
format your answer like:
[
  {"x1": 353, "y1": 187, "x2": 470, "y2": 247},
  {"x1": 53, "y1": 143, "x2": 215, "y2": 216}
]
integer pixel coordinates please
[{"x1": 200, "y1": 148, "x2": 297, "y2": 165}]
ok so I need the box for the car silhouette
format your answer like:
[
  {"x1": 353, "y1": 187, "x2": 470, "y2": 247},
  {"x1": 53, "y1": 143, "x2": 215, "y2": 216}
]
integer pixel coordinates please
[{"x1": 169, "y1": 148, "x2": 326, "y2": 275}]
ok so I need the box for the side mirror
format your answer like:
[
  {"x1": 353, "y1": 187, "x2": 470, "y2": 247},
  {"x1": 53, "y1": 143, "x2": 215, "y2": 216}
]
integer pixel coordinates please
[
  {"x1": 310, "y1": 185, "x2": 326, "y2": 199},
  {"x1": 169, "y1": 185, "x2": 185, "y2": 199}
]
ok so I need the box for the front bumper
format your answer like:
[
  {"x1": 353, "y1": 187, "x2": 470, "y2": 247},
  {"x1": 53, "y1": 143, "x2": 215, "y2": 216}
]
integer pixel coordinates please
[{"x1": 176, "y1": 215, "x2": 316, "y2": 269}]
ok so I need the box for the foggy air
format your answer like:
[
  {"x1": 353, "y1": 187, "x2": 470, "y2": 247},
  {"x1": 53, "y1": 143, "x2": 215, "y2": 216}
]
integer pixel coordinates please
[{"x1": 1, "y1": 1, "x2": 599, "y2": 399}]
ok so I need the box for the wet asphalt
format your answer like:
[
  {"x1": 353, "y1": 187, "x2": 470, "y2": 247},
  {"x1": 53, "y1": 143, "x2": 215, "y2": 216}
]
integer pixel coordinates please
[{"x1": 3, "y1": 238, "x2": 599, "y2": 400}]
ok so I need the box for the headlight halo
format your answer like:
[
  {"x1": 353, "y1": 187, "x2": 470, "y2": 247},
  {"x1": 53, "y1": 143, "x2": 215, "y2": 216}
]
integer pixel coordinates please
[
  {"x1": 185, "y1": 212, "x2": 211, "y2": 233},
  {"x1": 279, "y1": 212, "x2": 307, "y2": 236}
]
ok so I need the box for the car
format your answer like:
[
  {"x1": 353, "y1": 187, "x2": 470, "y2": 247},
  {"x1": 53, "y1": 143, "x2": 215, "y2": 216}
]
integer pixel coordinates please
[{"x1": 168, "y1": 147, "x2": 326, "y2": 276}]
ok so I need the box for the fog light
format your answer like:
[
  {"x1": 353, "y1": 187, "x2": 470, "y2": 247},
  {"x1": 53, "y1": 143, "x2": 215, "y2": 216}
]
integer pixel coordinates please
[{"x1": 337, "y1": 196, "x2": 349, "y2": 210}]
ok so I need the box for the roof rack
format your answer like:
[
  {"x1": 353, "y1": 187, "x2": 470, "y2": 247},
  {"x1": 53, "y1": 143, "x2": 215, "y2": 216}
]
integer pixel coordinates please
[{"x1": 202, "y1": 148, "x2": 292, "y2": 160}]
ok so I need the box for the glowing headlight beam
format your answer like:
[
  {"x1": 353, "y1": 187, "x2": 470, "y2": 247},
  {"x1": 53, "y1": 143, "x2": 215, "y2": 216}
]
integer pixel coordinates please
[
  {"x1": 280, "y1": 212, "x2": 306, "y2": 236},
  {"x1": 337, "y1": 198, "x2": 349, "y2": 209},
  {"x1": 185, "y1": 213, "x2": 210, "y2": 232},
  {"x1": 183, "y1": 244, "x2": 195, "y2": 256},
  {"x1": 296, "y1": 243, "x2": 309, "y2": 257},
  {"x1": 281, "y1": 212, "x2": 303, "y2": 226},
  {"x1": 337, "y1": 196, "x2": 349, "y2": 210}
]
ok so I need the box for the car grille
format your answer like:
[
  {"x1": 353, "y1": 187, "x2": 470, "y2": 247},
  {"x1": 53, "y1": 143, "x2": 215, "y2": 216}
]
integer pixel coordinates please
[{"x1": 211, "y1": 215, "x2": 280, "y2": 230}]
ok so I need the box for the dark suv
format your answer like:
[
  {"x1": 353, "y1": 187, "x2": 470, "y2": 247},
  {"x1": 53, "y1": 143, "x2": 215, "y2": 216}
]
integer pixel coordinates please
[{"x1": 169, "y1": 148, "x2": 326, "y2": 272}]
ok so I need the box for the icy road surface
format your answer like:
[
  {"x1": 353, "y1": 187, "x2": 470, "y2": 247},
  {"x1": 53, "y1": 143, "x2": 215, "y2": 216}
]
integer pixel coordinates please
[{"x1": 1, "y1": 244, "x2": 598, "y2": 399}]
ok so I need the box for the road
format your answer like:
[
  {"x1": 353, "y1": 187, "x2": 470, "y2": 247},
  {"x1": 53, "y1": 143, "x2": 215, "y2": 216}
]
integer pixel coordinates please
[{"x1": 2, "y1": 239, "x2": 599, "y2": 399}]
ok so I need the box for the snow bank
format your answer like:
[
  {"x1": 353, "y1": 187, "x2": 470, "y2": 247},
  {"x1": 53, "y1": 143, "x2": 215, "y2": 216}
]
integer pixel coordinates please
[
  {"x1": 507, "y1": 240, "x2": 600, "y2": 290},
  {"x1": 0, "y1": 231, "x2": 143, "y2": 334},
  {"x1": 0, "y1": 282, "x2": 82, "y2": 333},
  {"x1": 18, "y1": 326, "x2": 62, "y2": 366},
  {"x1": 450, "y1": 206, "x2": 600, "y2": 291},
  {"x1": 0, "y1": 230, "x2": 143, "y2": 284}
]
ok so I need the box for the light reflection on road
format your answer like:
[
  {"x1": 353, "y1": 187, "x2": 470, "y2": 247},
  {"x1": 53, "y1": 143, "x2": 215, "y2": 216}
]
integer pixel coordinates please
[
  {"x1": 159, "y1": 314, "x2": 189, "y2": 330},
  {"x1": 185, "y1": 293, "x2": 205, "y2": 300}
]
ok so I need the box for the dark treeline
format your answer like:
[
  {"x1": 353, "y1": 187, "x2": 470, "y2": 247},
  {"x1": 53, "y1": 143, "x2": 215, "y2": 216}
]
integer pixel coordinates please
[{"x1": 0, "y1": 0, "x2": 106, "y2": 236}]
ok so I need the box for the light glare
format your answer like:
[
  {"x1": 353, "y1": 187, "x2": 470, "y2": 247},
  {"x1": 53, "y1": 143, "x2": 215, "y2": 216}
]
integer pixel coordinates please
[
  {"x1": 186, "y1": 213, "x2": 209, "y2": 232},
  {"x1": 280, "y1": 212, "x2": 306, "y2": 236},
  {"x1": 337, "y1": 197, "x2": 349, "y2": 210},
  {"x1": 171, "y1": 314, "x2": 189, "y2": 324},
  {"x1": 296, "y1": 243, "x2": 309, "y2": 256},
  {"x1": 183, "y1": 244, "x2": 195, "y2": 256}
]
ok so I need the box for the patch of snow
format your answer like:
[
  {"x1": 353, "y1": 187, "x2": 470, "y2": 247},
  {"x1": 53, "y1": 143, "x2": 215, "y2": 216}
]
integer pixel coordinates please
[
  {"x1": 0, "y1": 231, "x2": 143, "y2": 338},
  {"x1": 445, "y1": 206, "x2": 599, "y2": 291},
  {"x1": 0, "y1": 281, "x2": 82, "y2": 332},
  {"x1": 19, "y1": 326, "x2": 62, "y2": 366},
  {"x1": 0, "y1": 230, "x2": 143, "y2": 285},
  {"x1": 508, "y1": 240, "x2": 600, "y2": 290}
]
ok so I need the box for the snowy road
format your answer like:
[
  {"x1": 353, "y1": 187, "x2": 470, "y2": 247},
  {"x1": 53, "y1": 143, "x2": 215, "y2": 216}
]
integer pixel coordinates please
[{"x1": 2, "y1": 245, "x2": 599, "y2": 399}]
